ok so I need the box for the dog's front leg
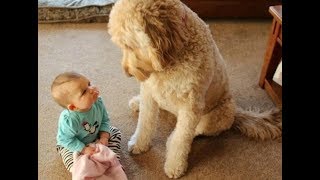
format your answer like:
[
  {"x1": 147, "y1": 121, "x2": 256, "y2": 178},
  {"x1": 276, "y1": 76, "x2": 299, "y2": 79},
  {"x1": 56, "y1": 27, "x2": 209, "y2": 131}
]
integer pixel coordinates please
[
  {"x1": 164, "y1": 109, "x2": 200, "y2": 178},
  {"x1": 128, "y1": 83, "x2": 159, "y2": 154}
]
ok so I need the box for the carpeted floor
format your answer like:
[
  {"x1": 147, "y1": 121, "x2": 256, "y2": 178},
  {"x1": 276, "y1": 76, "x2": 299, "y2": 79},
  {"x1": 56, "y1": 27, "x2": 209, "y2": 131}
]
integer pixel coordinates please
[{"x1": 38, "y1": 19, "x2": 282, "y2": 180}]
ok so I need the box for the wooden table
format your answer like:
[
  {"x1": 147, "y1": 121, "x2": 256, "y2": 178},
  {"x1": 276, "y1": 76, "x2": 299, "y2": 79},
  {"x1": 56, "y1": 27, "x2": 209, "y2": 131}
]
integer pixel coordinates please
[{"x1": 259, "y1": 5, "x2": 282, "y2": 107}]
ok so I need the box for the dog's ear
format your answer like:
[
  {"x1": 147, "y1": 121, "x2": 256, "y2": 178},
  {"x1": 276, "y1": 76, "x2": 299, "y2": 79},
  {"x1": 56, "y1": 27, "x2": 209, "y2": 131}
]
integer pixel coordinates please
[{"x1": 143, "y1": 2, "x2": 186, "y2": 71}]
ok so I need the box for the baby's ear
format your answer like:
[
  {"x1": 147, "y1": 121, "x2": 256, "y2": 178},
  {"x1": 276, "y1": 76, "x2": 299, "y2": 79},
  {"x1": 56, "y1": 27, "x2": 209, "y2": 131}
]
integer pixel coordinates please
[{"x1": 67, "y1": 104, "x2": 76, "y2": 111}]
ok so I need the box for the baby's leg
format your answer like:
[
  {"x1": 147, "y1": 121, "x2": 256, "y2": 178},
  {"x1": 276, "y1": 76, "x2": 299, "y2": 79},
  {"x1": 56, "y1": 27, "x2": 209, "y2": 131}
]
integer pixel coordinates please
[
  {"x1": 56, "y1": 145, "x2": 73, "y2": 172},
  {"x1": 108, "y1": 126, "x2": 122, "y2": 160}
]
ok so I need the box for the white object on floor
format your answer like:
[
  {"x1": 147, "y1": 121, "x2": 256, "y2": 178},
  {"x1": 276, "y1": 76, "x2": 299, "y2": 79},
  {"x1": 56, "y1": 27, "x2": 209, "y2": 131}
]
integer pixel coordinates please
[{"x1": 273, "y1": 60, "x2": 282, "y2": 86}]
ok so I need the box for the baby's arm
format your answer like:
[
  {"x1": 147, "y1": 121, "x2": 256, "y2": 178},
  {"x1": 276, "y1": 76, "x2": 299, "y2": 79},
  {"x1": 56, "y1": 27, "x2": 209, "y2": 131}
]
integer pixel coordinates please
[
  {"x1": 98, "y1": 97, "x2": 111, "y2": 145},
  {"x1": 57, "y1": 112, "x2": 86, "y2": 152}
]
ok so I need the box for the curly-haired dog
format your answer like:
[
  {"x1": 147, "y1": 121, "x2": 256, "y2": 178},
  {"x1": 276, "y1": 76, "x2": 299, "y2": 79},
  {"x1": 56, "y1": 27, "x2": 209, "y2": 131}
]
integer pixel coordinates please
[{"x1": 108, "y1": 0, "x2": 282, "y2": 178}]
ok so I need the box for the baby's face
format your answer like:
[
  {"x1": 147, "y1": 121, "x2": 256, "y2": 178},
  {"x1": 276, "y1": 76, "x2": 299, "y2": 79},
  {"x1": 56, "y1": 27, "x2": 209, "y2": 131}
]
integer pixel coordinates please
[{"x1": 66, "y1": 76, "x2": 99, "y2": 112}]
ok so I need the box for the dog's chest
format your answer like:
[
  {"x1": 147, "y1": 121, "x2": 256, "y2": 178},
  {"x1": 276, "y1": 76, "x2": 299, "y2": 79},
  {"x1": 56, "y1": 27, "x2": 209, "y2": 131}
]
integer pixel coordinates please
[
  {"x1": 146, "y1": 77, "x2": 191, "y2": 115},
  {"x1": 153, "y1": 90, "x2": 179, "y2": 115}
]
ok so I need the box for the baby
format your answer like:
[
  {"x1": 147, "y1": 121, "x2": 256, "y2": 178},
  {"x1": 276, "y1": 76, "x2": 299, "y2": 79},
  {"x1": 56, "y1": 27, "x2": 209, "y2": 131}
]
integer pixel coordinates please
[{"x1": 51, "y1": 71, "x2": 122, "y2": 172}]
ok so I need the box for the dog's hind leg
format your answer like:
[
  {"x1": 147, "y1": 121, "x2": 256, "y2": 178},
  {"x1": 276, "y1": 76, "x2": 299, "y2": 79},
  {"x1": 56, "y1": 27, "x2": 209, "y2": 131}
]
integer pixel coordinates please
[
  {"x1": 128, "y1": 84, "x2": 158, "y2": 154},
  {"x1": 195, "y1": 97, "x2": 236, "y2": 137}
]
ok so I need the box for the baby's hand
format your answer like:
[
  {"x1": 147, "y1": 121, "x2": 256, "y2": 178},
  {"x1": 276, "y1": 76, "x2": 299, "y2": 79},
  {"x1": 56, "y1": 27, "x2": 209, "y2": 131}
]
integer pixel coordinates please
[
  {"x1": 81, "y1": 146, "x2": 96, "y2": 155},
  {"x1": 97, "y1": 137, "x2": 109, "y2": 146}
]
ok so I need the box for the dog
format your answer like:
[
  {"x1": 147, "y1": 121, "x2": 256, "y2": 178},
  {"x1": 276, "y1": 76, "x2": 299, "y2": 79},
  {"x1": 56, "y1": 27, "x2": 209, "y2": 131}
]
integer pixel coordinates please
[{"x1": 108, "y1": 0, "x2": 282, "y2": 178}]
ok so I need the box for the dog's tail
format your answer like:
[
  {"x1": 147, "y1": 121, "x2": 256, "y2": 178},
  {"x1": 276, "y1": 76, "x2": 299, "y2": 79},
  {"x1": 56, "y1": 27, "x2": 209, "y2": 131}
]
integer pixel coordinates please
[{"x1": 232, "y1": 106, "x2": 282, "y2": 140}]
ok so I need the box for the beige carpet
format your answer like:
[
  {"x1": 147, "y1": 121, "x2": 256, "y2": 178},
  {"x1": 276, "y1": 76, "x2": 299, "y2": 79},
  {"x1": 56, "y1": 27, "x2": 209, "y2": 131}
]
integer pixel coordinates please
[{"x1": 38, "y1": 19, "x2": 281, "y2": 180}]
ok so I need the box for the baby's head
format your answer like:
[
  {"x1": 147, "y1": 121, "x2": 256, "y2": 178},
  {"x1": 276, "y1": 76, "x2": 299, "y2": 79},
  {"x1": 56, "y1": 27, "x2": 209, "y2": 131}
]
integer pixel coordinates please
[{"x1": 51, "y1": 71, "x2": 99, "y2": 111}]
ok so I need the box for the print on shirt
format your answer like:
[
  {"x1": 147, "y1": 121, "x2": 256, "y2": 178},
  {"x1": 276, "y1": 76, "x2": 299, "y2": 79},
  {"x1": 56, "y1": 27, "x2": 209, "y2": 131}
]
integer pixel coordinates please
[{"x1": 82, "y1": 121, "x2": 99, "y2": 134}]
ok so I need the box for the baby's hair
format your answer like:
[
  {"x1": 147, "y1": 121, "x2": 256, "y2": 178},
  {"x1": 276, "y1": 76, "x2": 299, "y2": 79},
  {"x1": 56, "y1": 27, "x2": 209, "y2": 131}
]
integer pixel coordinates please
[{"x1": 51, "y1": 71, "x2": 84, "y2": 108}]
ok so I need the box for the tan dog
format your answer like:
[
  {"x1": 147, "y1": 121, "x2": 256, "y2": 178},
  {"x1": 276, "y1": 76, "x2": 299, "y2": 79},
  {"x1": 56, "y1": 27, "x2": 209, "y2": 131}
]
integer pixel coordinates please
[{"x1": 108, "y1": 0, "x2": 281, "y2": 178}]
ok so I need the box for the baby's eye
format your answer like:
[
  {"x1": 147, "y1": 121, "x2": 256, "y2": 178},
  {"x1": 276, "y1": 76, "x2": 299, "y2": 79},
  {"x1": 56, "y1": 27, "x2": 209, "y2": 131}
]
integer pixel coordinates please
[{"x1": 82, "y1": 89, "x2": 87, "y2": 96}]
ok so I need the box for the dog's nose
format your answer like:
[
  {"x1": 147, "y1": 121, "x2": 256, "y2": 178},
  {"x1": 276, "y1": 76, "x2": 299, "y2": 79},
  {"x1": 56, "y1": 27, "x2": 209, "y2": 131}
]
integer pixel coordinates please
[
  {"x1": 124, "y1": 68, "x2": 133, "y2": 77},
  {"x1": 126, "y1": 71, "x2": 133, "y2": 77},
  {"x1": 122, "y1": 64, "x2": 133, "y2": 77}
]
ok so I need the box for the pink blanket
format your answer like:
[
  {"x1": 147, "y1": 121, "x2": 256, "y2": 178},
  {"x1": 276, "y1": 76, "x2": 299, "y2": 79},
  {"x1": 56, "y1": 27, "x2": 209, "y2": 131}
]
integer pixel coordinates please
[{"x1": 71, "y1": 143, "x2": 128, "y2": 180}]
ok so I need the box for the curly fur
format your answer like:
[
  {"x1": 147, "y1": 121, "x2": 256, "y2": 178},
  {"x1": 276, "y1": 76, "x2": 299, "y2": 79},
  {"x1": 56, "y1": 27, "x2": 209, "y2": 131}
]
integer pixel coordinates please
[{"x1": 108, "y1": 0, "x2": 282, "y2": 178}]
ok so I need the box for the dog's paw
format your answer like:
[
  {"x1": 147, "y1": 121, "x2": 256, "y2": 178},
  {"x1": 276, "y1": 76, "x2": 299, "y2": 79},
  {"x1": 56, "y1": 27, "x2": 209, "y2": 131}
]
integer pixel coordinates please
[
  {"x1": 164, "y1": 159, "x2": 187, "y2": 179},
  {"x1": 128, "y1": 135, "x2": 150, "y2": 154}
]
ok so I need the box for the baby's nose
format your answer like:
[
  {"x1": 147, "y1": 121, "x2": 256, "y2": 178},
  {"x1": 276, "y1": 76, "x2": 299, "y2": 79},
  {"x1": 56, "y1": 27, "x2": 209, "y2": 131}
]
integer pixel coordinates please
[{"x1": 89, "y1": 86, "x2": 99, "y2": 94}]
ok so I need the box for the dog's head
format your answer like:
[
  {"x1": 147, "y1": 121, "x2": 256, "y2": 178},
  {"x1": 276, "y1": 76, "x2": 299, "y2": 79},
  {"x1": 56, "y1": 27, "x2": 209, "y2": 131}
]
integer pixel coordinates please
[{"x1": 108, "y1": 0, "x2": 187, "y2": 81}]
